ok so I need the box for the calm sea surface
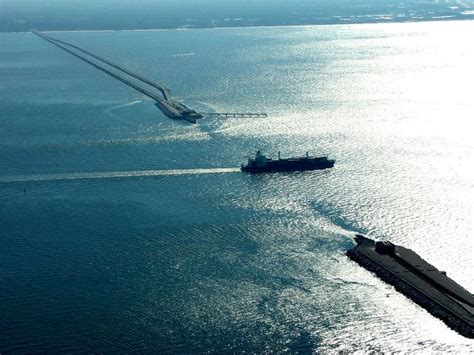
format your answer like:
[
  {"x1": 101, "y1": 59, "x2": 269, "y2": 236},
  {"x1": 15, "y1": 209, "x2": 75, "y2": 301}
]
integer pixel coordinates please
[{"x1": 0, "y1": 21, "x2": 473, "y2": 352}]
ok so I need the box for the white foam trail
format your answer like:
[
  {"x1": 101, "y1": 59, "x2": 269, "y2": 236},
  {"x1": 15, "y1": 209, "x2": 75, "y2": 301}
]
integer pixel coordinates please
[
  {"x1": 170, "y1": 52, "x2": 195, "y2": 57},
  {"x1": 0, "y1": 168, "x2": 241, "y2": 183},
  {"x1": 104, "y1": 100, "x2": 143, "y2": 115}
]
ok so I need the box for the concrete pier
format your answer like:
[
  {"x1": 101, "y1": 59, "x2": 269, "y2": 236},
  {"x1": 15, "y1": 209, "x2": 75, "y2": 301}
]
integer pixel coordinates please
[{"x1": 347, "y1": 234, "x2": 474, "y2": 338}]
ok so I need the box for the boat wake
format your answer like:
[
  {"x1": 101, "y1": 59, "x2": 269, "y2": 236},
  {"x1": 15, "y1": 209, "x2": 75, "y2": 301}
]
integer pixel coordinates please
[
  {"x1": 104, "y1": 100, "x2": 144, "y2": 115},
  {"x1": 0, "y1": 168, "x2": 240, "y2": 184},
  {"x1": 170, "y1": 52, "x2": 195, "y2": 57}
]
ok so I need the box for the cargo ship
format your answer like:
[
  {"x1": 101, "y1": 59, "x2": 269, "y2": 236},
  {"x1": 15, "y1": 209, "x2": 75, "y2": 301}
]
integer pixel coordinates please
[
  {"x1": 241, "y1": 151, "x2": 335, "y2": 173},
  {"x1": 347, "y1": 234, "x2": 474, "y2": 338}
]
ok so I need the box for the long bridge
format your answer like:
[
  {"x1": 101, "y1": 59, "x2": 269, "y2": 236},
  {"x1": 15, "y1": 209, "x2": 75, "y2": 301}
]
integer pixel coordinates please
[
  {"x1": 208, "y1": 113, "x2": 267, "y2": 118},
  {"x1": 32, "y1": 30, "x2": 203, "y2": 123}
]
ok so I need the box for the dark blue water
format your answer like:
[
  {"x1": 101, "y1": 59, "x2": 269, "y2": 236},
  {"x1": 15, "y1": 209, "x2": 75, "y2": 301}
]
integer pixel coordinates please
[{"x1": 0, "y1": 21, "x2": 473, "y2": 352}]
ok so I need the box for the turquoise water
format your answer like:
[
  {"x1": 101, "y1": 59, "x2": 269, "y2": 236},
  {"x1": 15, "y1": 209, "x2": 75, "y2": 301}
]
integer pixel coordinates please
[{"x1": 0, "y1": 21, "x2": 473, "y2": 352}]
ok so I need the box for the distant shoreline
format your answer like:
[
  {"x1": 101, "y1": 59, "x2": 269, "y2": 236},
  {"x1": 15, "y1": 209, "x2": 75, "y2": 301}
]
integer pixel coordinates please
[{"x1": 2, "y1": 17, "x2": 474, "y2": 34}]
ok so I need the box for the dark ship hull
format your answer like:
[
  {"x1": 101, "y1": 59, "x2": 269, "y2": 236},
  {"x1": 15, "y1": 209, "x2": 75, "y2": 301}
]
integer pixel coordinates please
[
  {"x1": 347, "y1": 234, "x2": 474, "y2": 338},
  {"x1": 241, "y1": 152, "x2": 334, "y2": 173}
]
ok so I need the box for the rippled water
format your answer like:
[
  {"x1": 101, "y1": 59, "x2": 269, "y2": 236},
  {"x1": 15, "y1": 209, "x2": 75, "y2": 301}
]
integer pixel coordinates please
[{"x1": 0, "y1": 21, "x2": 473, "y2": 352}]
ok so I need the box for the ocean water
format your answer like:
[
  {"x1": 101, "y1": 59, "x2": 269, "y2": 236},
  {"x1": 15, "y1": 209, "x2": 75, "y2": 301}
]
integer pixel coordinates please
[{"x1": 0, "y1": 21, "x2": 473, "y2": 352}]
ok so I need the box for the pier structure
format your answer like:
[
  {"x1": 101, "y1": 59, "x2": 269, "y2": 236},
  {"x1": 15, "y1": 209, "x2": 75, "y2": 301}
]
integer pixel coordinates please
[
  {"x1": 32, "y1": 30, "x2": 202, "y2": 123},
  {"x1": 347, "y1": 234, "x2": 474, "y2": 338},
  {"x1": 208, "y1": 113, "x2": 267, "y2": 118}
]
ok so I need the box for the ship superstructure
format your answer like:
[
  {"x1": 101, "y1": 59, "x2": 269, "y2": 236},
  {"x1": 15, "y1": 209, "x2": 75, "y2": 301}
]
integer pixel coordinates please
[{"x1": 241, "y1": 151, "x2": 335, "y2": 173}]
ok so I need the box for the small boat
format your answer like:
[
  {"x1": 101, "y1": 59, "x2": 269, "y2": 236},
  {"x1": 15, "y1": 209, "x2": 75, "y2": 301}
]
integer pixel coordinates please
[{"x1": 241, "y1": 150, "x2": 335, "y2": 173}]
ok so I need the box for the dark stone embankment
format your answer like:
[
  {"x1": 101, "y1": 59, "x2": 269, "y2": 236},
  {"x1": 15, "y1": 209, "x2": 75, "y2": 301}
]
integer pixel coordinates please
[{"x1": 347, "y1": 235, "x2": 474, "y2": 338}]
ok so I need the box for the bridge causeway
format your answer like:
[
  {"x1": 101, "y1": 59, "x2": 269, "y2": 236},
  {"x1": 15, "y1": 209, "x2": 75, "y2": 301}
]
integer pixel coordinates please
[
  {"x1": 31, "y1": 30, "x2": 202, "y2": 123},
  {"x1": 208, "y1": 113, "x2": 267, "y2": 118}
]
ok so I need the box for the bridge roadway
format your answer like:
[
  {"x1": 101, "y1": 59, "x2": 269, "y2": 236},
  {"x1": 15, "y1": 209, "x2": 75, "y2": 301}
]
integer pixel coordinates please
[
  {"x1": 208, "y1": 113, "x2": 267, "y2": 118},
  {"x1": 32, "y1": 30, "x2": 203, "y2": 123},
  {"x1": 32, "y1": 31, "x2": 171, "y2": 101}
]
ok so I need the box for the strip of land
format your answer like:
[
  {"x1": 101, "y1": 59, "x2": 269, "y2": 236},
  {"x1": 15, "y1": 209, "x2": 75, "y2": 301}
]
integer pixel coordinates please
[{"x1": 2, "y1": 0, "x2": 473, "y2": 32}]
